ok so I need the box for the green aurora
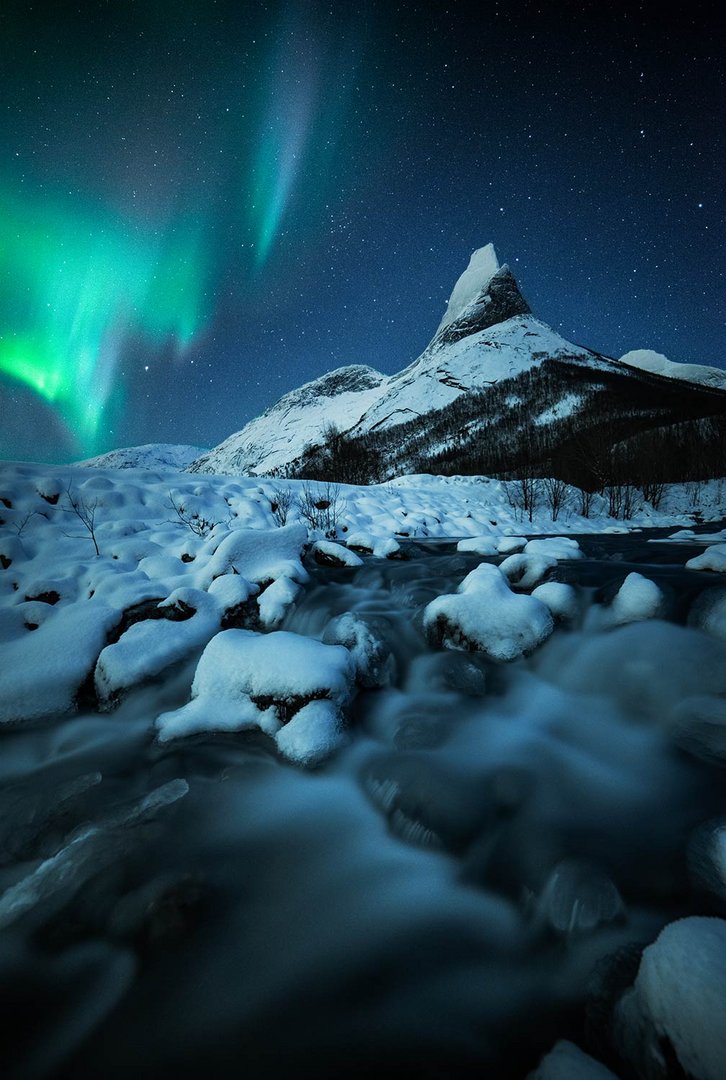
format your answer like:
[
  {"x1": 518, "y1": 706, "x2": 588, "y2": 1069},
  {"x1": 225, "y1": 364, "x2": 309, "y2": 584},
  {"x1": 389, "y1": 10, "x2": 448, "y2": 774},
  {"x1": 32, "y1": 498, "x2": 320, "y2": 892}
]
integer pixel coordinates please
[{"x1": 0, "y1": 187, "x2": 210, "y2": 456}]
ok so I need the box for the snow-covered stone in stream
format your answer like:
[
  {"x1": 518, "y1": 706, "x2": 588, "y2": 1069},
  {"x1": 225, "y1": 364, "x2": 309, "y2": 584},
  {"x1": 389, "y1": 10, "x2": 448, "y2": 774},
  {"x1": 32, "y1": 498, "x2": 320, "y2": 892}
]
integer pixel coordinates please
[
  {"x1": 346, "y1": 530, "x2": 401, "y2": 558},
  {"x1": 499, "y1": 552, "x2": 558, "y2": 590},
  {"x1": 603, "y1": 572, "x2": 665, "y2": 627},
  {"x1": 531, "y1": 582, "x2": 579, "y2": 623},
  {"x1": 524, "y1": 537, "x2": 582, "y2": 560},
  {"x1": 94, "y1": 588, "x2": 223, "y2": 707},
  {"x1": 274, "y1": 699, "x2": 346, "y2": 766},
  {"x1": 156, "y1": 629, "x2": 355, "y2": 765},
  {"x1": 423, "y1": 562, "x2": 554, "y2": 661},
  {"x1": 311, "y1": 540, "x2": 364, "y2": 568},
  {"x1": 197, "y1": 523, "x2": 308, "y2": 588},
  {"x1": 322, "y1": 612, "x2": 395, "y2": 687},
  {"x1": 529, "y1": 1039, "x2": 619, "y2": 1079},
  {"x1": 456, "y1": 535, "x2": 499, "y2": 556},
  {"x1": 257, "y1": 576, "x2": 302, "y2": 628},
  {"x1": 0, "y1": 600, "x2": 119, "y2": 725},
  {"x1": 615, "y1": 917, "x2": 726, "y2": 1080},
  {"x1": 687, "y1": 544, "x2": 726, "y2": 573},
  {"x1": 496, "y1": 536, "x2": 527, "y2": 555}
]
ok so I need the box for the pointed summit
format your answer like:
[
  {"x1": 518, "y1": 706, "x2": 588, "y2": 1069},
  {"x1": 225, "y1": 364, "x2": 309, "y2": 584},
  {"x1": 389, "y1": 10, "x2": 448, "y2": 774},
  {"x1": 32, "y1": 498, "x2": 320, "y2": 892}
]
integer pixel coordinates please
[{"x1": 432, "y1": 243, "x2": 531, "y2": 346}]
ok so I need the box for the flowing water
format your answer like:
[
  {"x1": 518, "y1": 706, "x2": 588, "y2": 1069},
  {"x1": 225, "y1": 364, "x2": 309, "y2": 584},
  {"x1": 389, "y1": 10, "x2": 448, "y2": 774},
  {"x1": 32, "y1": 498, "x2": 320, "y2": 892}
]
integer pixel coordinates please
[{"x1": 2, "y1": 531, "x2": 726, "y2": 1078}]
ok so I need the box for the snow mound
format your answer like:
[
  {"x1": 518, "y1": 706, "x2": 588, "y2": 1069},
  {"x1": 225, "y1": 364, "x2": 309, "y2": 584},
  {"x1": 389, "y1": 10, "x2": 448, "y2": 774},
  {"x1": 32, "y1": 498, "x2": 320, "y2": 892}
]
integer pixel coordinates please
[
  {"x1": 424, "y1": 562, "x2": 554, "y2": 661},
  {"x1": 687, "y1": 544, "x2": 726, "y2": 572},
  {"x1": 156, "y1": 629, "x2": 355, "y2": 765},
  {"x1": 529, "y1": 1039, "x2": 619, "y2": 1078},
  {"x1": 616, "y1": 916, "x2": 726, "y2": 1080}
]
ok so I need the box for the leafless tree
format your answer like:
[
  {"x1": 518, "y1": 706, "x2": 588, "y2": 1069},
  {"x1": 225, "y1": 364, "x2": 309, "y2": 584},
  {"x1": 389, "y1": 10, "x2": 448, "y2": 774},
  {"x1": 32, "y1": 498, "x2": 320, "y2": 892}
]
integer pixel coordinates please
[
  {"x1": 542, "y1": 477, "x2": 569, "y2": 521},
  {"x1": 59, "y1": 483, "x2": 101, "y2": 555}
]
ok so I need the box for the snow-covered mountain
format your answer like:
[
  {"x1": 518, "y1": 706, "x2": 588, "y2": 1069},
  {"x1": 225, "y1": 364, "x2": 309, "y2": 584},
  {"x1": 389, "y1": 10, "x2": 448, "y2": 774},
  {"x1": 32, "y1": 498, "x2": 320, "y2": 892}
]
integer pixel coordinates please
[
  {"x1": 78, "y1": 443, "x2": 208, "y2": 471},
  {"x1": 189, "y1": 245, "x2": 726, "y2": 485},
  {"x1": 619, "y1": 349, "x2": 726, "y2": 391}
]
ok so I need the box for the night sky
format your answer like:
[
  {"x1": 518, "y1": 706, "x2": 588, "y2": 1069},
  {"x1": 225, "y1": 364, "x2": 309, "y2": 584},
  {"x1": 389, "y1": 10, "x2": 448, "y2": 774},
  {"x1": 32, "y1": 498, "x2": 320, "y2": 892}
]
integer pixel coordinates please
[{"x1": 1, "y1": 0, "x2": 723, "y2": 463}]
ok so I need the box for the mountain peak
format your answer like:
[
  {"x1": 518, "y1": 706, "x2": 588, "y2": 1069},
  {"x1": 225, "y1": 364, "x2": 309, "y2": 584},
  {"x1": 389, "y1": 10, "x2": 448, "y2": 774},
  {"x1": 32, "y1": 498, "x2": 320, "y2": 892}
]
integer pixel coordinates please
[{"x1": 431, "y1": 244, "x2": 531, "y2": 347}]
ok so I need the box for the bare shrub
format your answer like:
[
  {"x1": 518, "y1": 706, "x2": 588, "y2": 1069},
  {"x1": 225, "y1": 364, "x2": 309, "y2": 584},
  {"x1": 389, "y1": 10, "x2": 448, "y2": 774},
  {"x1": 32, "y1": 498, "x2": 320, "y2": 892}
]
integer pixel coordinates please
[
  {"x1": 167, "y1": 491, "x2": 219, "y2": 538},
  {"x1": 542, "y1": 477, "x2": 569, "y2": 521},
  {"x1": 270, "y1": 486, "x2": 295, "y2": 527},
  {"x1": 297, "y1": 482, "x2": 342, "y2": 536}
]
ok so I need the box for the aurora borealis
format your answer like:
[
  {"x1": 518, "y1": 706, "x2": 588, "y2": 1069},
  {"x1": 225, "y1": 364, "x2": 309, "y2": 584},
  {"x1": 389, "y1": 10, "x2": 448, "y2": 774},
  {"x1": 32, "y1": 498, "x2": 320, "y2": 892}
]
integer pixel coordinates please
[{"x1": 0, "y1": 0, "x2": 723, "y2": 461}]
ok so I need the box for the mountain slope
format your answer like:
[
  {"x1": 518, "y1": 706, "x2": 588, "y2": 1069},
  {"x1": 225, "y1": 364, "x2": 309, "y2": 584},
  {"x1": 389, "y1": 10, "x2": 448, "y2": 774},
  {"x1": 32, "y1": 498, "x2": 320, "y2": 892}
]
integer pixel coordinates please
[
  {"x1": 189, "y1": 246, "x2": 726, "y2": 486},
  {"x1": 619, "y1": 349, "x2": 726, "y2": 391},
  {"x1": 78, "y1": 443, "x2": 208, "y2": 471}
]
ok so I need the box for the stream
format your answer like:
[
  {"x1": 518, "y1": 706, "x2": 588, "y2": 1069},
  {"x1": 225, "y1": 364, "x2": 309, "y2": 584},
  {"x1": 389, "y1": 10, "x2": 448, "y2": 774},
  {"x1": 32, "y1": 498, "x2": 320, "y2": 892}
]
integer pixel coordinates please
[{"x1": 2, "y1": 529, "x2": 726, "y2": 1078}]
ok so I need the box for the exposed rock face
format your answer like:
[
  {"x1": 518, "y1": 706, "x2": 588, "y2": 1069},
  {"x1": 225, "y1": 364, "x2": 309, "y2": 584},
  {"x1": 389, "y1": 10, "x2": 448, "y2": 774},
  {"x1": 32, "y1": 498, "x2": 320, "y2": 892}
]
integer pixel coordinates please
[{"x1": 430, "y1": 265, "x2": 531, "y2": 347}]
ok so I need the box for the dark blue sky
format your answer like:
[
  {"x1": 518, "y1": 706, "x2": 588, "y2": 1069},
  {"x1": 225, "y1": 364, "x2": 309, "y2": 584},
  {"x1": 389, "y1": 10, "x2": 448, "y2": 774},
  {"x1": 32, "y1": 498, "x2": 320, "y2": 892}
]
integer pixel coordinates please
[{"x1": 0, "y1": 0, "x2": 723, "y2": 461}]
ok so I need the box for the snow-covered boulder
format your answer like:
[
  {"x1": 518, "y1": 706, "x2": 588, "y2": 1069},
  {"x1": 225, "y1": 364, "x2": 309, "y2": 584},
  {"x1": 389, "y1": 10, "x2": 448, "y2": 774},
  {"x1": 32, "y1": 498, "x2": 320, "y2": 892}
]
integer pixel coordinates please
[
  {"x1": 456, "y1": 536, "x2": 499, "y2": 556},
  {"x1": 687, "y1": 544, "x2": 726, "y2": 573},
  {"x1": 616, "y1": 916, "x2": 726, "y2": 1080},
  {"x1": 310, "y1": 541, "x2": 364, "y2": 568},
  {"x1": 423, "y1": 562, "x2": 554, "y2": 661},
  {"x1": 528, "y1": 1039, "x2": 619, "y2": 1079},
  {"x1": 499, "y1": 552, "x2": 558, "y2": 590},
  {"x1": 531, "y1": 582, "x2": 579, "y2": 623},
  {"x1": 524, "y1": 537, "x2": 582, "y2": 560},
  {"x1": 94, "y1": 589, "x2": 223, "y2": 707},
  {"x1": 156, "y1": 629, "x2": 355, "y2": 766},
  {"x1": 601, "y1": 572, "x2": 665, "y2": 627},
  {"x1": 497, "y1": 536, "x2": 527, "y2": 555}
]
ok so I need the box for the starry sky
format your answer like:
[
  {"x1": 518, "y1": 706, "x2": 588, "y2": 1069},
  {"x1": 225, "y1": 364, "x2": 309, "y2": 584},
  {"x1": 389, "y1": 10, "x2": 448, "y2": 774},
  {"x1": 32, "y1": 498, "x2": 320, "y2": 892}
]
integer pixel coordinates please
[{"x1": 1, "y1": 0, "x2": 723, "y2": 462}]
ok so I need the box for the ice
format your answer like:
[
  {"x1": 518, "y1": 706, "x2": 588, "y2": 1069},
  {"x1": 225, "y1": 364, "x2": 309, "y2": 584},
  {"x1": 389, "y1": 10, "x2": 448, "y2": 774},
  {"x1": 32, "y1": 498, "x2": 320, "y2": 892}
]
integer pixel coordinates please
[
  {"x1": 617, "y1": 916, "x2": 726, "y2": 1080},
  {"x1": 424, "y1": 562, "x2": 554, "y2": 661}
]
